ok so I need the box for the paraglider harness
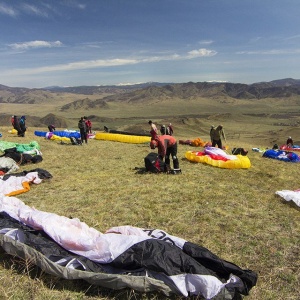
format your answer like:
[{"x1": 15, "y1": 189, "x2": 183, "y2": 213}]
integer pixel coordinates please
[
  {"x1": 144, "y1": 153, "x2": 167, "y2": 173},
  {"x1": 144, "y1": 153, "x2": 181, "y2": 174},
  {"x1": 231, "y1": 148, "x2": 248, "y2": 156},
  {"x1": 69, "y1": 137, "x2": 82, "y2": 145}
]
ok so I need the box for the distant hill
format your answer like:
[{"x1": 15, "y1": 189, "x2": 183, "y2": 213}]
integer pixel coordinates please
[
  {"x1": 42, "y1": 82, "x2": 170, "y2": 95},
  {"x1": 1, "y1": 78, "x2": 300, "y2": 106},
  {"x1": 90, "y1": 79, "x2": 300, "y2": 106},
  {"x1": 266, "y1": 78, "x2": 300, "y2": 86}
]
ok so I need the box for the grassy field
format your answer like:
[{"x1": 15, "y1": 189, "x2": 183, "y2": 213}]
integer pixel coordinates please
[
  {"x1": 0, "y1": 117, "x2": 299, "y2": 300},
  {"x1": 1, "y1": 92, "x2": 300, "y2": 299}
]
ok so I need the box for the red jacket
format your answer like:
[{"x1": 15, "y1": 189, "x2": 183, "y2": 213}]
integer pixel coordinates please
[{"x1": 155, "y1": 135, "x2": 177, "y2": 158}]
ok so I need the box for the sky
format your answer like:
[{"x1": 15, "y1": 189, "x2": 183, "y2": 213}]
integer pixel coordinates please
[{"x1": 0, "y1": 0, "x2": 300, "y2": 88}]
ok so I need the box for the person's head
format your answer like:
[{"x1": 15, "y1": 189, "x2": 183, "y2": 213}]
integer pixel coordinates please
[
  {"x1": 150, "y1": 140, "x2": 157, "y2": 149},
  {"x1": 169, "y1": 123, "x2": 172, "y2": 126},
  {"x1": 288, "y1": 136, "x2": 292, "y2": 139},
  {"x1": 211, "y1": 125, "x2": 215, "y2": 129},
  {"x1": 148, "y1": 120, "x2": 152, "y2": 125},
  {"x1": 21, "y1": 116, "x2": 26, "y2": 120},
  {"x1": 217, "y1": 124, "x2": 223, "y2": 130}
]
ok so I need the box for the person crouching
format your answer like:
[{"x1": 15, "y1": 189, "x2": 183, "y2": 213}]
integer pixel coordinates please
[{"x1": 150, "y1": 135, "x2": 181, "y2": 173}]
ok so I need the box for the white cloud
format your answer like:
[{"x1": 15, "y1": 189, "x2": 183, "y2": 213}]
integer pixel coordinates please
[
  {"x1": 249, "y1": 37, "x2": 262, "y2": 43},
  {"x1": 78, "y1": 4, "x2": 86, "y2": 9},
  {"x1": 61, "y1": 0, "x2": 86, "y2": 10},
  {"x1": 21, "y1": 4, "x2": 49, "y2": 17},
  {"x1": 8, "y1": 40, "x2": 63, "y2": 50},
  {"x1": 284, "y1": 35, "x2": 300, "y2": 41},
  {"x1": 3, "y1": 49, "x2": 217, "y2": 76},
  {"x1": 187, "y1": 48, "x2": 217, "y2": 58},
  {"x1": 236, "y1": 49, "x2": 300, "y2": 55},
  {"x1": 199, "y1": 40, "x2": 214, "y2": 45},
  {"x1": 0, "y1": 3, "x2": 17, "y2": 16}
]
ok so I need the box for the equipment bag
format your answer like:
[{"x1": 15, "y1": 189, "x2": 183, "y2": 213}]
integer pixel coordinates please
[
  {"x1": 144, "y1": 153, "x2": 166, "y2": 173},
  {"x1": 232, "y1": 148, "x2": 248, "y2": 156},
  {"x1": 70, "y1": 137, "x2": 82, "y2": 145}
]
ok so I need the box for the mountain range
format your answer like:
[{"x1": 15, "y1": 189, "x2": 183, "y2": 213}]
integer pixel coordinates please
[{"x1": 1, "y1": 78, "x2": 300, "y2": 105}]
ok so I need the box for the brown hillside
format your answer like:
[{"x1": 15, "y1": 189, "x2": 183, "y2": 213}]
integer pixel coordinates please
[{"x1": 40, "y1": 113, "x2": 69, "y2": 128}]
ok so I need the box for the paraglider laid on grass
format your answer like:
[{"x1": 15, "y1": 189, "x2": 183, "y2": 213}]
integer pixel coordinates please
[
  {"x1": 95, "y1": 132, "x2": 151, "y2": 144},
  {"x1": 179, "y1": 137, "x2": 211, "y2": 147},
  {"x1": 0, "y1": 169, "x2": 52, "y2": 196},
  {"x1": 275, "y1": 189, "x2": 300, "y2": 207},
  {"x1": 262, "y1": 149, "x2": 300, "y2": 162},
  {"x1": 0, "y1": 140, "x2": 40, "y2": 154},
  {"x1": 104, "y1": 126, "x2": 151, "y2": 137},
  {"x1": 0, "y1": 194, "x2": 258, "y2": 299},
  {"x1": 185, "y1": 147, "x2": 251, "y2": 169},
  {"x1": 279, "y1": 144, "x2": 300, "y2": 152},
  {"x1": 35, "y1": 130, "x2": 81, "y2": 139}
]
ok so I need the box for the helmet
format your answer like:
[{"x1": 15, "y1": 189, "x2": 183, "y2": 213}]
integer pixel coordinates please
[{"x1": 150, "y1": 140, "x2": 157, "y2": 149}]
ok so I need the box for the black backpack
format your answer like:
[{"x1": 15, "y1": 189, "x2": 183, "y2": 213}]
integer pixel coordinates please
[
  {"x1": 144, "y1": 153, "x2": 166, "y2": 173},
  {"x1": 232, "y1": 148, "x2": 248, "y2": 156},
  {"x1": 70, "y1": 137, "x2": 82, "y2": 145}
]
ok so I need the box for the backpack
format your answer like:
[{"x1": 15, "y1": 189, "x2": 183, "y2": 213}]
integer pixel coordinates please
[
  {"x1": 231, "y1": 148, "x2": 248, "y2": 156},
  {"x1": 144, "y1": 153, "x2": 166, "y2": 173},
  {"x1": 78, "y1": 120, "x2": 85, "y2": 129},
  {"x1": 70, "y1": 137, "x2": 82, "y2": 145}
]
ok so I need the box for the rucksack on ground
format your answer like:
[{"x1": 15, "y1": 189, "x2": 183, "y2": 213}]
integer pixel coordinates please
[
  {"x1": 231, "y1": 148, "x2": 248, "y2": 156},
  {"x1": 70, "y1": 137, "x2": 82, "y2": 145},
  {"x1": 144, "y1": 153, "x2": 166, "y2": 173}
]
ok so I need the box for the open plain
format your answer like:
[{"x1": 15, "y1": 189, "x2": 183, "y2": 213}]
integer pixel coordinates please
[{"x1": 0, "y1": 83, "x2": 299, "y2": 300}]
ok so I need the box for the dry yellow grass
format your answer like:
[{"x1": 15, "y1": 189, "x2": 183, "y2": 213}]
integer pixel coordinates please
[{"x1": 0, "y1": 121, "x2": 299, "y2": 299}]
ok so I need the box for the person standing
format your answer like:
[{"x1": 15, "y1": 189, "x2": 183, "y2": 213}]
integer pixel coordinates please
[
  {"x1": 210, "y1": 125, "x2": 215, "y2": 143},
  {"x1": 286, "y1": 136, "x2": 294, "y2": 147},
  {"x1": 18, "y1": 116, "x2": 26, "y2": 137},
  {"x1": 78, "y1": 117, "x2": 88, "y2": 144},
  {"x1": 150, "y1": 135, "x2": 181, "y2": 172},
  {"x1": 211, "y1": 125, "x2": 226, "y2": 149},
  {"x1": 85, "y1": 117, "x2": 92, "y2": 134},
  {"x1": 148, "y1": 120, "x2": 158, "y2": 139},
  {"x1": 13, "y1": 115, "x2": 21, "y2": 135},
  {"x1": 160, "y1": 125, "x2": 167, "y2": 135},
  {"x1": 167, "y1": 123, "x2": 173, "y2": 135},
  {"x1": 11, "y1": 115, "x2": 15, "y2": 128}
]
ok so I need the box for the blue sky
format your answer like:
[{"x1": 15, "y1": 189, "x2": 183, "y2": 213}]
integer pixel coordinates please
[{"x1": 0, "y1": 0, "x2": 300, "y2": 88}]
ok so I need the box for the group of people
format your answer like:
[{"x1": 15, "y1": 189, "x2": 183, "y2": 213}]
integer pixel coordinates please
[
  {"x1": 148, "y1": 120, "x2": 180, "y2": 173},
  {"x1": 148, "y1": 120, "x2": 174, "y2": 139},
  {"x1": 160, "y1": 123, "x2": 174, "y2": 136},
  {"x1": 148, "y1": 121, "x2": 229, "y2": 173},
  {"x1": 11, "y1": 115, "x2": 27, "y2": 137},
  {"x1": 78, "y1": 116, "x2": 92, "y2": 144}
]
